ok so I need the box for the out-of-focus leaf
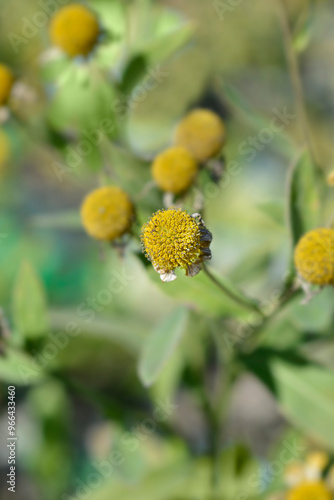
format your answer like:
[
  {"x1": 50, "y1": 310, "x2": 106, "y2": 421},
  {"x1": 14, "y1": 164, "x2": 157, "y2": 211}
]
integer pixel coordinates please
[
  {"x1": 271, "y1": 360, "x2": 334, "y2": 450},
  {"x1": 120, "y1": 54, "x2": 147, "y2": 95},
  {"x1": 222, "y1": 84, "x2": 295, "y2": 157},
  {"x1": 0, "y1": 347, "x2": 45, "y2": 385},
  {"x1": 141, "y1": 23, "x2": 195, "y2": 66},
  {"x1": 12, "y1": 260, "x2": 49, "y2": 341},
  {"x1": 84, "y1": 462, "x2": 192, "y2": 500},
  {"x1": 89, "y1": 0, "x2": 126, "y2": 36},
  {"x1": 289, "y1": 286, "x2": 334, "y2": 332},
  {"x1": 32, "y1": 211, "x2": 81, "y2": 229},
  {"x1": 257, "y1": 199, "x2": 285, "y2": 226},
  {"x1": 243, "y1": 349, "x2": 334, "y2": 451},
  {"x1": 49, "y1": 309, "x2": 145, "y2": 356},
  {"x1": 48, "y1": 63, "x2": 117, "y2": 134},
  {"x1": 147, "y1": 267, "x2": 252, "y2": 319},
  {"x1": 287, "y1": 151, "x2": 322, "y2": 247},
  {"x1": 138, "y1": 306, "x2": 189, "y2": 387}
]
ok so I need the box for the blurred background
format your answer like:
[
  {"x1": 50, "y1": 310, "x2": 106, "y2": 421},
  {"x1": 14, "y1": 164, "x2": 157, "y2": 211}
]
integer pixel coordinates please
[{"x1": 1, "y1": 0, "x2": 334, "y2": 499}]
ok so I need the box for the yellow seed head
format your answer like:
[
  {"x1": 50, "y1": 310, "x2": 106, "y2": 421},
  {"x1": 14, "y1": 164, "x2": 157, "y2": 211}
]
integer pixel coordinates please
[
  {"x1": 152, "y1": 147, "x2": 198, "y2": 194},
  {"x1": 141, "y1": 208, "x2": 212, "y2": 281},
  {"x1": 286, "y1": 481, "x2": 332, "y2": 500},
  {"x1": 49, "y1": 4, "x2": 100, "y2": 57},
  {"x1": 294, "y1": 228, "x2": 334, "y2": 286},
  {"x1": 81, "y1": 186, "x2": 134, "y2": 241},
  {"x1": 0, "y1": 64, "x2": 14, "y2": 106},
  {"x1": 174, "y1": 109, "x2": 226, "y2": 163}
]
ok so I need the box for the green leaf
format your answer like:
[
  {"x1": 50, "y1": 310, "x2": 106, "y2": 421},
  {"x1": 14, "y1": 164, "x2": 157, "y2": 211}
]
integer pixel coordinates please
[
  {"x1": 138, "y1": 306, "x2": 189, "y2": 387},
  {"x1": 0, "y1": 347, "x2": 45, "y2": 386},
  {"x1": 12, "y1": 260, "x2": 49, "y2": 341},
  {"x1": 271, "y1": 360, "x2": 334, "y2": 450},
  {"x1": 147, "y1": 267, "x2": 253, "y2": 319},
  {"x1": 48, "y1": 63, "x2": 117, "y2": 134},
  {"x1": 120, "y1": 54, "x2": 148, "y2": 95},
  {"x1": 289, "y1": 286, "x2": 334, "y2": 332},
  {"x1": 141, "y1": 23, "x2": 195, "y2": 66},
  {"x1": 243, "y1": 349, "x2": 334, "y2": 451},
  {"x1": 287, "y1": 150, "x2": 322, "y2": 247},
  {"x1": 89, "y1": 0, "x2": 127, "y2": 37}
]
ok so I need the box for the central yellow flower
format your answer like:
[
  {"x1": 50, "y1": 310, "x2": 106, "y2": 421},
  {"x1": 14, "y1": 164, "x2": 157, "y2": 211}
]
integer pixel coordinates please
[
  {"x1": 49, "y1": 4, "x2": 100, "y2": 57},
  {"x1": 294, "y1": 228, "x2": 334, "y2": 286},
  {"x1": 141, "y1": 208, "x2": 212, "y2": 282},
  {"x1": 286, "y1": 481, "x2": 332, "y2": 500},
  {"x1": 0, "y1": 64, "x2": 14, "y2": 106}
]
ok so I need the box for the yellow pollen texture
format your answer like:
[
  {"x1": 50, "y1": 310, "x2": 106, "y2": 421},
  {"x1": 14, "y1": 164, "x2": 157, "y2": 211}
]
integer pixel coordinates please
[
  {"x1": 81, "y1": 186, "x2": 134, "y2": 241},
  {"x1": 174, "y1": 108, "x2": 226, "y2": 163},
  {"x1": 286, "y1": 481, "x2": 332, "y2": 500},
  {"x1": 152, "y1": 147, "x2": 198, "y2": 194},
  {"x1": 141, "y1": 209, "x2": 202, "y2": 271},
  {"x1": 294, "y1": 228, "x2": 334, "y2": 286},
  {"x1": 0, "y1": 64, "x2": 14, "y2": 106},
  {"x1": 49, "y1": 4, "x2": 100, "y2": 57}
]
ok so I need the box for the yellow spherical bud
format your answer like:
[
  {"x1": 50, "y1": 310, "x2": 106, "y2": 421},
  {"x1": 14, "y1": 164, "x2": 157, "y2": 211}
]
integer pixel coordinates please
[
  {"x1": 286, "y1": 481, "x2": 332, "y2": 500},
  {"x1": 49, "y1": 4, "x2": 100, "y2": 57},
  {"x1": 141, "y1": 209, "x2": 212, "y2": 282},
  {"x1": 81, "y1": 186, "x2": 134, "y2": 241},
  {"x1": 294, "y1": 228, "x2": 334, "y2": 286},
  {"x1": 152, "y1": 147, "x2": 198, "y2": 194},
  {"x1": 0, "y1": 64, "x2": 14, "y2": 106},
  {"x1": 174, "y1": 109, "x2": 226, "y2": 163}
]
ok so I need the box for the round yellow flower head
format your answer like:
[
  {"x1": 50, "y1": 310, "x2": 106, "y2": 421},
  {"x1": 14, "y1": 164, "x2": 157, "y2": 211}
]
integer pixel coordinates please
[
  {"x1": 49, "y1": 4, "x2": 100, "y2": 57},
  {"x1": 81, "y1": 186, "x2": 134, "y2": 241},
  {"x1": 141, "y1": 209, "x2": 212, "y2": 282},
  {"x1": 286, "y1": 481, "x2": 332, "y2": 500},
  {"x1": 0, "y1": 64, "x2": 14, "y2": 106},
  {"x1": 152, "y1": 147, "x2": 198, "y2": 194},
  {"x1": 294, "y1": 228, "x2": 334, "y2": 286},
  {"x1": 174, "y1": 109, "x2": 226, "y2": 163},
  {"x1": 0, "y1": 130, "x2": 10, "y2": 171}
]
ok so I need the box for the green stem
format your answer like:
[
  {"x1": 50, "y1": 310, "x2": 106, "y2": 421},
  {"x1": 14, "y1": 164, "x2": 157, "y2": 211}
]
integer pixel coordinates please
[
  {"x1": 203, "y1": 265, "x2": 263, "y2": 315},
  {"x1": 276, "y1": 0, "x2": 319, "y2": 166},
  {"x1": 242, "y1": 285, "x2": 301, "y2": 353}
]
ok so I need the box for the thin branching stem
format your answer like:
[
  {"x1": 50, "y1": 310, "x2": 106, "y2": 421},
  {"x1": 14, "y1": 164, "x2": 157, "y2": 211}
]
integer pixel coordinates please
[
  {"x1": 275, "y1": 0, "x2": 319, "y2": 167},
  {"x1": 203, "y1": 265, "x2": 263, "y2": 315}
]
